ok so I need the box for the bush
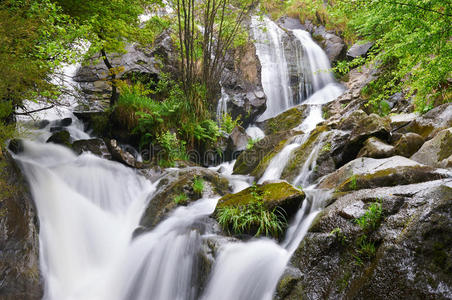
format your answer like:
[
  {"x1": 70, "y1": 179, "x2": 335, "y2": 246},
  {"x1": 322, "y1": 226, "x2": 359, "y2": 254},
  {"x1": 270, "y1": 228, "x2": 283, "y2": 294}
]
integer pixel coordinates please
[
  {"x1": 219, "y1": 113, "x2": 241, "y2": 134},
  {"x1": 156, "y1": 130, "x2": 187, "y2": 167},
  {"x1": 192, "y1": 176, "x2": 204, "y2": 195}
]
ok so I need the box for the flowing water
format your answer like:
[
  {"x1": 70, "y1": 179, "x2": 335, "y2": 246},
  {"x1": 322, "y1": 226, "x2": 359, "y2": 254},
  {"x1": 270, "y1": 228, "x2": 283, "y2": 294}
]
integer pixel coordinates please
[{"x1": 13, "y1": 16, "x2": 344, "y2": 300}]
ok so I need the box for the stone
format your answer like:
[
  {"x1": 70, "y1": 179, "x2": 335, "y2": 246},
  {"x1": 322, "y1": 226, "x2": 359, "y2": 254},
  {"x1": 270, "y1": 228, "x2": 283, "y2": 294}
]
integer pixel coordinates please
[
  {"x1": 139, "y1": 167, "x2": 231, "y2": 230},
  {"x1": 346, "y1": 41, "x2": 374, "y2": 59},
  {"x1": 393, "y1": 132, "x2": 424, "y2": 157},
  {"x1": 106, "y1": 139, "x2": 141, "y2": 168},
  {"x1": 72, "y1": 138, "x2": 112, "y2": 159},
  {"x1": 349, "y1": 113, "x2": 391, "y2": 145},
  {"x1": 411, "y1": 128, "x2": 452, "y2": 168},
  {"x1": 227, "y1": 126, "x2": 250, "y2": 152},
  {"x1": 214, "y1": 182, "x2": 305, "y2": 238},
  {"x1": 46, "y1": 130, "x2": 71, "y2": 147},
  {"x1": 0, "y1": 154, "x2": 42, "y2": 299},
  {"x1": 8, "y1": 138, "x2": 24, "y2": 154},
  {"x1": 357, "y1": 137, "x2": 394, "y2": 159},
  {"x1": 280, "y1": 179, "x2": 452, "y2": 299},
  {"x1": 233, "y1": 130, "x2": 295, "y2": 175},
  {"x1": 318, "y1": 156, "x2": 448, "y2": 192},
  {"x1": 258, "y1": 105, "x2": 309, "y2": 135},
  {"x1": 337, "y1": 110, "x2": 367, "y2": 131},
  {"x1": 403, "y1": 103, "x2": 452, "y2": 139}
]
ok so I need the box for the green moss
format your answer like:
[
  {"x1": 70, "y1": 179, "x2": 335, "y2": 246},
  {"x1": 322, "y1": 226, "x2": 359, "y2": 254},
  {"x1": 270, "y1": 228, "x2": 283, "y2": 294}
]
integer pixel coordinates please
[
  {"x1": 281, "y1": 125, "x2": 329, "y2": 181},
  {"x1": 262, "y1": 106, "x2": 306, "y2": 135},
  {"x1": 438, "y1": 131, "x2": 452, "y2": 161},
  {"x1": 250, "y1": 139, "x2": 288, "y2": 179}
]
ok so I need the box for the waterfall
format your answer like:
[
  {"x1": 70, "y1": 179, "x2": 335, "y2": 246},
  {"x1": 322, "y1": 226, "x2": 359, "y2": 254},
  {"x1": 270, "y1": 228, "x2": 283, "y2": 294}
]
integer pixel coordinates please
[{"x1": 12, "y1": 14, "x2": 344, "y2": 300}]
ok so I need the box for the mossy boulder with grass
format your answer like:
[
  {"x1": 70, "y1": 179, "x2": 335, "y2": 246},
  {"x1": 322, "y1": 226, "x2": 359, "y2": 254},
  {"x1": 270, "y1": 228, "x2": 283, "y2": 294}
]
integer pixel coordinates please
[
  {"x1": 214, "y1": 182, "x2": 305, "y2": 239},
  {"x1": 258, "y1": 105, "x2": 309, "y2": 135},
  {"x1": 318, "y1": 156, "x2": 447, "y2": 192},
  {"x1": 139, "y1": 167, "x2": 231, "y2": 230},
  {"x1": 233, "y1": 130, "x2": 296, "y2": 175}
]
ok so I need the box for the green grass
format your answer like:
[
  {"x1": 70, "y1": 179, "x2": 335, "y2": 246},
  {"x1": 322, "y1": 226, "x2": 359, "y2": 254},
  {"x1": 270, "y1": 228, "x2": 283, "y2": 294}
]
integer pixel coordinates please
[
  {"x1": 192, "y1": 177, "x2": 204, "y2": 195},
  {"x1": 173, "y1": 193, "x2": 189, "y2": 205},
  {"x1": 349, "y1": 174, "x2": 358, "y2": 190},
  {"x1": 354, "y1": 201, "x2": 382, "y2": 232},
  {"x1": 216, "y1": 201, "x2": 287, "y2": 239},
  {"x1": 246, "y1": 138, "x2": 262, "y2": 150}
]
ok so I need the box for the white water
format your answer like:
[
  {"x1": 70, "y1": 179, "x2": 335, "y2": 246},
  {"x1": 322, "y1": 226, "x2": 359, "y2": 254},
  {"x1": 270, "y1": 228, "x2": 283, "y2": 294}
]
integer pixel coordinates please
[
  {"x1": 13, "y1": 15, "x2": 342, "y2": 300},
  {"x1": 252, "y1": 16, "x2": 293, "y2": 121}
]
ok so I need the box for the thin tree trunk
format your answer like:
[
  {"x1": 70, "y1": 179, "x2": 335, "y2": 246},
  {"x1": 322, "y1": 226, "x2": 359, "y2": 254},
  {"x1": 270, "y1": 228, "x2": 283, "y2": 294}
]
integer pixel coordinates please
[{"x1": 100, "y1": 48, "x2": 119, "y2": 107}]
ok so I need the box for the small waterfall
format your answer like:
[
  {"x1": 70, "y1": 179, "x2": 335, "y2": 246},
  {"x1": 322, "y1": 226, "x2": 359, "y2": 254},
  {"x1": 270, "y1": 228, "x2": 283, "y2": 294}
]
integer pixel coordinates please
[{"x1": 216, "y1": 87, "x2": 230, "y2": 121}]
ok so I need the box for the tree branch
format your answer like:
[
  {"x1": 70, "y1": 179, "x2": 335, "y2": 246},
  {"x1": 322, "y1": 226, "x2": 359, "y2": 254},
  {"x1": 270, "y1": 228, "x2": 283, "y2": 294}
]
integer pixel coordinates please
[{"x1": 14, "y1": 105, "x2": 55, "y2": 115}]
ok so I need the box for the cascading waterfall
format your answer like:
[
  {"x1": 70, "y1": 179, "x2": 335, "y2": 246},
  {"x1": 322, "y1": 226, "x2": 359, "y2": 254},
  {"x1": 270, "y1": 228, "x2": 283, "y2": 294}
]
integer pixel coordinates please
[{"x1": 13, "y1": 14, "x2": 344, "y2": 300}]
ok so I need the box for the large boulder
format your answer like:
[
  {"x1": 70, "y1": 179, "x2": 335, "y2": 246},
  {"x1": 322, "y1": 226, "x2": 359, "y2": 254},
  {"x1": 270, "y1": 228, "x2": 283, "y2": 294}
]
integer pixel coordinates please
[
  {"x1": 318, "y1": 156, "x2": 448, "y2": 192},
  {"x1": 46, "y1": 130, "x2": 71, "y2": 148},
  {"x1": 214, "y1": 182, "x2": 305, "y2": 238},
  {"x1": 393, "y1": 132, "x2": 425, "y2": 157},
  {"x1": 403, "y1": 103, "x2": 452, "y2": 139},
  {"x1": 277, "y1": 179, "x2": 452, "y2": 299},
  {"x1": 139, "y1": 167, "x2": 231, "y2": 230},
  {"x1": 357, "y1": 137, "x2": 394, "y2": 159},
  {"x1": 106, "y1": 139, "x2": 142, "y2": 168},
  {"x1": 349, "y1": 113, "x2": 391, "y2": 145},
  {"x1": 0, "y1": 155, "x2": 42, "y2": 299},
  {"x1": 411, "y1": 128, "x2": 452, "y2": 168}
]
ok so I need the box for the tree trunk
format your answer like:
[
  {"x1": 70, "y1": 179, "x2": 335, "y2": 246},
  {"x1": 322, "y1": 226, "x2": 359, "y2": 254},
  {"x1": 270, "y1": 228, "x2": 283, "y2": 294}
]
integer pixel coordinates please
[{"x1": 100, "y1": 49, "x2": 119, "y2": 107}]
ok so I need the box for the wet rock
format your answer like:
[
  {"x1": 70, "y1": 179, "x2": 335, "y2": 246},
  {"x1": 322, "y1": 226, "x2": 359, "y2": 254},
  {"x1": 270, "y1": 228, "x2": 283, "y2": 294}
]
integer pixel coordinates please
[
  {"x1": 0, "y1": 154, "x2": 42, "y2": 299},
  {"x1": 393, "y1": 132, "x2": 424, "y2": 157},
  {"x1": 221, "y1": 40, "x2": 266, "y2": 127},
  {"x1": 390, "y1": 112, "x2": 418, "y2": 131},
  {"x1": 346, "y1": 41, "x2": 374, "y2": 59},
  {"x1": 46, "y1": 130, "x2": 71, "y2": 147},
  {"x1": 139, "y1": 167, "x2": 231, "y2": 230},
  {"x1": 106, "y1": 139, "x2": 142, "y2": 168},
  {"x1": 281, "y1": 179, "x2": 452, "y2": 299},
  {"x1": 233, "y1": 130, "x2": 296, "y2": 175},
  {"x1": 214, "y1": 182, "x2": 305, "y2": 238},
  {"x1": 258, "y1": 105, "x2": 309, "y2": 135},
  {"x1": 72, "y1": 138, "x2": 112, "y2": 159},
  {"x1": 349, "y1": 113, "x2": 391, "y2": 145},
  {"x1": 8, "y1": 139, "x2": 24, "y2": 154},
  {"x1": 57, "y1": 117, "x2": 72, "y2": 127},
  {"x1": 337, "y1": 110, "x2": 367, "y2": 131},
  {"x1": 357, "y1": 137, "x2": 394, "y2": 159},
  {"x1": 318, "y1": 156, "x2": 448, "y2": 192},
  {"x1": 411, "y1": 128, "x2": 452, "y2": 168},
  {"x1": 227, "y1": 126, "x2": 250, "y2": 153},
  {"x1": 36, "y1": 119, "x2": 50, "y2": 129},
  {"x1": 403, "y1": 103, "x2": 452, "y2": 139}
]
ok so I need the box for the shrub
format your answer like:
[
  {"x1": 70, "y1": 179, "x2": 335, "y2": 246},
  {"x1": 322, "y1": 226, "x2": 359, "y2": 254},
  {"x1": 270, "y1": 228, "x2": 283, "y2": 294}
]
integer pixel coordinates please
[
  {"x1": 246, "y1": 138, "x2": 261, "y2": 150},
  {"x1": 156, "y1": 130, "x2": 187, "y2": 167},
  {"x1": 219, "y1": 113, "x2": 241, "y2": 134}
]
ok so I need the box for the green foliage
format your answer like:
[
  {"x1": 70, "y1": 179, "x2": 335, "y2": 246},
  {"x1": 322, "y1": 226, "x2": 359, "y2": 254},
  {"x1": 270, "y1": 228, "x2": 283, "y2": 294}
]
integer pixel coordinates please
[
  {"x1": 354, "y1": 201, "x2": 383, "y2": 232},
  {"x1": 321, "y1": 142, "x2": 331, "y2": 153},
  {"x1": 156, "y1": 130, "x2": 187, "y2": 167},
  {"x1": 246, "y1": 138, "x2": 261, "y2": 150},
  {"x1": 192, "y1": 176, "x2": 205, "y2": 195},
  {"x1": 219, "y1": 113, "x2": 242, "y2": 134},
  {"x1": 216, "y1": 201, "x2": 287, "y2": 239},
  {"x1": 173, "y1": 193, "x2": 189, "y2": 205}
]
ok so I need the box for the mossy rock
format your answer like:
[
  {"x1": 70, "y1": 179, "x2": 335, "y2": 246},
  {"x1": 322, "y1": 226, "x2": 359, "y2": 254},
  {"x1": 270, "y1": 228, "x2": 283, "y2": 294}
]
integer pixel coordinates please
[
  {"x1": 46, "y1": 130, "x2": 71, "y2": 148},
  {"x1": 233, "y1": 130, "x2": 297, "y2": 175},
  {"x1": 215, "y1": 182, "x2": 305, "y2": 238},
  {"x1": 393, "y1": 132, "x2": 424, "y2": 158},
  {"x1": 250, "y1": 138, "x2": 290, "y2": 180},
  {"x1": 357, "y1": 137, "x2": 394, "y2": 159},
  {"x1": 318, "y1": 156, "x2": 447, "y2": 192},
  {"x1": 139, "y1": 167, "x2": 231, "y2": 230},
  {"x1": 402, "y1": 103, "x2": 452, "y2": 139},
  {"x1": 216, "y1": 182, "x2": 305, "y2": 211},
  {"x1": 281, "y1": 125, "x2": 330, "y2": 182},
  {"x1": 258, "y1": 105, "x2": 308, "y2": 135}
]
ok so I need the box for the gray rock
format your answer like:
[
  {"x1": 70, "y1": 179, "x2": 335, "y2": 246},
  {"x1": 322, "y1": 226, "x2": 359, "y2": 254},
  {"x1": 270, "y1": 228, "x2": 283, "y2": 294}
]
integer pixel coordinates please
[
  {"x1": 46, "y1": 130, "x2": 71, "y2": 147},
  {"x1": 227, "y1": 126, "x2": 250, "y2": 152},
  {"x1": 393, "y1": 132, "x2": 425, "y2": 157},
  {"x1": 72, "y1": 138, "x2": 112, "y2": 159},
  {"x1": 403, "y1": 103, "x2": 452, "y2": 139},
  {"x1": 346, "y1": 41, "x2": 374, "y2": 59},
  {"x1": 357, "y1": 137, "x2": 394, "y2": 159},
  {"x1": 281, "y1": 179, "x2": 452, "y2": 299},
  {"x1": 411, "y1": 128, "x2": 452, "y2": 168},
  {"x1": 106, "y1": 139, "x2": 142, "y2": 168},
  {"x1": 318, "y1": 156, "x2": 448, "y2": 192}
]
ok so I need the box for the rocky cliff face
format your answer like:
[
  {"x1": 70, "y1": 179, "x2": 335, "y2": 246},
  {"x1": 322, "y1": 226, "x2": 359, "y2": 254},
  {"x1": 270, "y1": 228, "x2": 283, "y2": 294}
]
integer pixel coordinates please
[{"x1": 0, "y1": 154, "x2": 42, "y2": 299}]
